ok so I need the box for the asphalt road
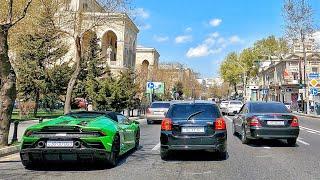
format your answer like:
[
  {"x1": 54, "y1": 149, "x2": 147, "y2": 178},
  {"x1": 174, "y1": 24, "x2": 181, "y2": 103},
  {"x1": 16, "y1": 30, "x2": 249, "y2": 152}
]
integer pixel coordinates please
[{"x1": 0, "y1": 115, "x2": 320, "y2": 180}]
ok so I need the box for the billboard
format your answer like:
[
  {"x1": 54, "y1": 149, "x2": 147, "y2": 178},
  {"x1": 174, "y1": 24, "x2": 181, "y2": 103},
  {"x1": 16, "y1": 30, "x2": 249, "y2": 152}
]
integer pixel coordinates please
[{"x1": 146, "y1": 82, "x2": 165, "y2": 94}]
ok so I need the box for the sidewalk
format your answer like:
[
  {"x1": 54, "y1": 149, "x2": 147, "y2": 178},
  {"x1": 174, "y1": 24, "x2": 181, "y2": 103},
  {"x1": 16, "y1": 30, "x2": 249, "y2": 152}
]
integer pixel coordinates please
[{"x1": 293, "y1": 111, "x2": 320, "y2": 119}]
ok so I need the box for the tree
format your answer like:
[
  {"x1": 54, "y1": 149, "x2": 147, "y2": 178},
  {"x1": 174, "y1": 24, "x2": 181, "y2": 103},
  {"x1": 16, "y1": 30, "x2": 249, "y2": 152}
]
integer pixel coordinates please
[
  {"x1": 0, "y1": 0, "x2": 33, "y2": 147},
  {"x1": 173, "y1": 82, "x2": 184, "y2": 100},
  {"x1": 15, "y1": 1, "x2": 67, "y2": 116},
  {"x1": 253, "y1": 35, "x2": 289, "y2": 61},
  {"x1": 283, "y1": 0, "x2": 316, "y2": 113},
  {"x1": 59, "y1": 0, "x2": 131, "y2": 114},
  {"x1": 220, "y1": 52, "x2": 242, "y2": 96}
]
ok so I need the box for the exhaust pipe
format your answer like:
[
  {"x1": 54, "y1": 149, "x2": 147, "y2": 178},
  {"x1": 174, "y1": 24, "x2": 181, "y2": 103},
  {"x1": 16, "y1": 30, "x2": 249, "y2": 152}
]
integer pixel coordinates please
[
  {"x1": 74, "y1": 141, "x2": 81, "y2": 148},
  {"x1": 37, "y1": 141, "x2": 45, "y2": 148}
]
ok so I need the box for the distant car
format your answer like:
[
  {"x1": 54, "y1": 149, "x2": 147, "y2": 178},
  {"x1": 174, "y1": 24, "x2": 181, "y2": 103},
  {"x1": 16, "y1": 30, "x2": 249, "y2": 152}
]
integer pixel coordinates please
[
  {"x1": 146, "y1": 101, "x2": 171, "y2": 124},
  {"x1": 20, "y1": 111, "x2": 140, "y2": 168},
  {"x1": 284, "y1": 103, "x2": 291, "y2": 110},
  {"x1": 160, "y1": 101, "x2": 227, "y2": 160},
  {"x1": 220, "y1": 101, "x2": 229, "y2": 109},
  {"x1": 232, "y1": 101, "x2": 299, "y2": 146},
  {"x1": 221, "y1": 101, "x2": 243, "y2": 116}
]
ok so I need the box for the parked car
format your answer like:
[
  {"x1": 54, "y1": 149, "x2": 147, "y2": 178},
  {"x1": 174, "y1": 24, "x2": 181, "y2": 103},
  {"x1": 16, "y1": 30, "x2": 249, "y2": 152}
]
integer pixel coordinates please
[
  {"x1": 232, "y1": 101, "x2": 299, "y2": 146},
  {"x1": 20, "y1": 111, "x2": 140, "y2": 168},
  {"x1": 160, "y1": 101, "x2": 227, "y2": 160},
  {"x1": 146, "y1": 101, "x2": 171, "y2": 124},
  {"x1": 221, "y1": 100, "x2": 243, "y2": 115}
]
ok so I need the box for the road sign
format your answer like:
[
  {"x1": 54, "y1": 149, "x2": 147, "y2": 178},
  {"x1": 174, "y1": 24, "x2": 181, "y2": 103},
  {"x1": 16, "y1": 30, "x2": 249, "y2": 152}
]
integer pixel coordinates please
[
  {"x1": 310, "y1": 88, "x2": 318, "y2": 96},
  {"x1": 147, "y1": 82, "x2": 155, "y2": 89},
  {"x1": 308, "y1": 73, "x2": 319, "y2": 78},
  {"x1": 261, "y1": 89, "x2": 269, "y2": 95},
  {"x1": 310, "y1": 79, "x2": 318, "y2": 87}
]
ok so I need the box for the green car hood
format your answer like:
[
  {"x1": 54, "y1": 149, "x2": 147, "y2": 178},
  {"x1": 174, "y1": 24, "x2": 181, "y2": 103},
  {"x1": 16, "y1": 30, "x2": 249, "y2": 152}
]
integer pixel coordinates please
[{"x1": 26, "y1": 115, "x2": 117, "y2": 132}]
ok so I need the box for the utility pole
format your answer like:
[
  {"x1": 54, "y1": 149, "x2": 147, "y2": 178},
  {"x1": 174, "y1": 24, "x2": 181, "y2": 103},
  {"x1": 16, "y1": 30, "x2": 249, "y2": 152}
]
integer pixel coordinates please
[{"x1": 302, "y1": 32, "x2": 309, "y2": 114}]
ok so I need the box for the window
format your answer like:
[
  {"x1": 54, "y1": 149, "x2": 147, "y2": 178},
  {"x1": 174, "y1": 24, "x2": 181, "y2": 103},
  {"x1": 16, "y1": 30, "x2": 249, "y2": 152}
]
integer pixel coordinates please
[
  {"x1": 151, "y1": 103, "x2": 171, "y2": 108},
  {"x1": 250, "y1": 103, "x2": 290, "y2": 113},
  {"x1": 116, "y1": 114, "x2": 129, "y2": 124},
  {"x1": 292, "y1": 72, "x2": 299, "y2": 80},
  {"x1": 167, "y1": 104, "x2": 220, "y2": 120},
  {"x1": 312, "y1": 67, "x2": 318, "y2": 73}
]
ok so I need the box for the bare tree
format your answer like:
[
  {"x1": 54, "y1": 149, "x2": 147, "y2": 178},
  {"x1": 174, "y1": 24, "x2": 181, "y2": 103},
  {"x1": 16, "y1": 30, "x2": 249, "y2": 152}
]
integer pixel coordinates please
[
  {"x1": 0, "y1": 0, "x2": 32, "y2": 147},
  {"x1": 283, "y1": 0, "x2": 316, "y2": 114},
  {"x1": 55, "y1": 0, "x2": 131, "y2": 114}
]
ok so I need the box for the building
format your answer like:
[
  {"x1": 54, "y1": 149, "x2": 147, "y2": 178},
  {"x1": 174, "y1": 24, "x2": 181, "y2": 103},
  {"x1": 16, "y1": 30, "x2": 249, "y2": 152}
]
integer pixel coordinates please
[
  {"x1": 59, "y1": 0, "x2": 139, "y2": 75},
  {"x1": 135, "y1": 47, "x2": 160, "y2": 80}
]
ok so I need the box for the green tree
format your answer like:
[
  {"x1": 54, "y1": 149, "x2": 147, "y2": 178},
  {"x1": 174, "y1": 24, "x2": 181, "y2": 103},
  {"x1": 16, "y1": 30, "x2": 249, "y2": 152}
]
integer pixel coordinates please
[
  {"x1": 220, "y1": 52, "x2": 242, "y2": 95},
  {"x1": 15, "y1": 2, "x2": 67, "y2": 116},
  {"x1": 253, "y1": 35, "x2": 289, "y2": 60}
]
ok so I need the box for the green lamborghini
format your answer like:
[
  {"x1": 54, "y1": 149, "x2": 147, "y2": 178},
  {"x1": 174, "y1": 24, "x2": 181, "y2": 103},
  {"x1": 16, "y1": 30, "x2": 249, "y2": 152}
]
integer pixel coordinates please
[{"x1": 20, "y1": 111, "x2": 140, "y2": 167}]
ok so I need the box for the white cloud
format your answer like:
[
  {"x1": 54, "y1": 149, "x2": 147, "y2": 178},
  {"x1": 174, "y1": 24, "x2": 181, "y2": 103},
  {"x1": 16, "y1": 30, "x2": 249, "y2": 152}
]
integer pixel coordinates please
[
  {"x1": 229, "y1": 35, "x2": 242, "y2": 44},
  {"x1": 139, "y1": 24, "x2": 151, "y2": 30},
  {"x1": 217, "y1": 37, "x2": 225, "y2": 44},
  {"x1": 185, "y1": 27, "x2": 192, "y2": 32},
  {"x1": 209, "y1": 32, "x2": 219, "y2": 38},
  {"x1": 175, "y1": 35, "x2": 192, "y2": 44},
  {"x1": 209, "y1": 18, "x2": 222, "y2": 27},
  {"x1": 186, "y1": 44, "x2": 212, "y2": 58},
  {"x1": 154, "y1": 35, "x2": 169, "y2": 42},
  {"x1": 134, "y1": 8, "x2": 150, "y2": 19},
  {"x1": 314, "y1": 31, "x2": 320, "y2": 46}
]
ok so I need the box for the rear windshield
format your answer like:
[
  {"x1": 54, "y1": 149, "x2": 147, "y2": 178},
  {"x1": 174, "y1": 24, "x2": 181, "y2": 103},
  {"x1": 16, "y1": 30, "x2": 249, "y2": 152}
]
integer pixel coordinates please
[
  {"x1": 230, "y1": 102, "x2": 242, "y2": 105},
  {"x1": 167, "y1": 104, "x2": 221, "y2": 119},
  {"x1": 151, "y1": 103, "x2": 171, "y2": 108},
  {"x1": 250, "y1": 103, "x2": 290, "y2": 113}
]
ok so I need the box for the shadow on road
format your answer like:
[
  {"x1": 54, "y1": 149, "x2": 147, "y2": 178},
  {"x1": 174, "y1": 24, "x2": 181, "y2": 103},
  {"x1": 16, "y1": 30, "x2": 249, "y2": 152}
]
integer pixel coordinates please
[
  {"x1": 233, "y1": 133, "x2": 299, "y2": 147},
  {"x1": 165, "y1": 150, "x2": 229, "y2": 161},
  {"x1": 23, "y1": 146, "x2": 143, "y2": 171}
]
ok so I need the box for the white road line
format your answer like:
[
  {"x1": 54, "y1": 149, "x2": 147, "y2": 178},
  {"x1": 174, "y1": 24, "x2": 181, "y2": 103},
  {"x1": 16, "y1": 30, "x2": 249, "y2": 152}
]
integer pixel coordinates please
[
  {"x1": 224, "y1": 116, "x2": 233, "y2": 122},
  {"x1": 297, "y1": 138, "x2": 310, "y2": 146},
  {"x1": 263, "y1": 147, "x2": 271, "y2": 149},
  {"x1": 300, "y1": 126, "x2": 320, "y2": 134},
  {"x1": 151, "y1": 143, "x2": 160, "y2": 151}
]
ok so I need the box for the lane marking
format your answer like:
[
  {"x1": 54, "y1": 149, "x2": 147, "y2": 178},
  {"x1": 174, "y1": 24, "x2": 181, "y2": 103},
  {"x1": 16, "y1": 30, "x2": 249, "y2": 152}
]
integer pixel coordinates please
[
  {"x1": 297, "y1": 138, "x2": 310, "y2": 146},
  {"x1": 263, "y1": 147, "x2": 271, "y2": 149},
  {"x1": 224, "y1": 116, "x2": 233, "y2": 122},
  {"x1": 300, "y1": 126, "x2": 320, "y2": 134},
  {"x1": 151, "y1": 143, "x2": 160, "y2": 151}
]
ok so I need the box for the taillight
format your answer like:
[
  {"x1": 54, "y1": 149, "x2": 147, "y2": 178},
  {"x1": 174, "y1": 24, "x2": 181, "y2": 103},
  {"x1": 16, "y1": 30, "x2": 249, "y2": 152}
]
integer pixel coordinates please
[
  {"x1": 249, "y1": 116, "x2": 261, "y2": 127},
  {"x1": 215, "y1": 117, "x2": 226, "y2": 130},
  {"x1": 146, "y1": 108, "x2": 151, "y2": 114},
  {"x1": 161, "y1": 118, "x2": 172, "y2": 131},
  {"x1": 24, "y1": 130, "x2": 33, "y2": 137},
  {"x1": 291, "y1": 116, "x2": 299, "y2": 127}
]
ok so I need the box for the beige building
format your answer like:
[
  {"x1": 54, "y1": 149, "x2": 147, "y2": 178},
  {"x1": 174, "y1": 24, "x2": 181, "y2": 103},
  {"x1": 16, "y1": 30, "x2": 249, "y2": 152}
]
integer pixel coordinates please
[
  {"x1": 59, "y1": 0, "x2": 139, "y2": 75},
  {"x1": 135, "y1": 47, "x2": 160, "y2": 80}
]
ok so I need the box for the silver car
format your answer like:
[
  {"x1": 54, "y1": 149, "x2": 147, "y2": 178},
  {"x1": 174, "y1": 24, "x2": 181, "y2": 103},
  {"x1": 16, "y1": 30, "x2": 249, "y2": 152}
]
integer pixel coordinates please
[
  {"x1": 221, "y1": 100, "x2": 243, "y2": 116},
  {"x1": 146, "y1": 101, "x2": 171, "y2": 124}
]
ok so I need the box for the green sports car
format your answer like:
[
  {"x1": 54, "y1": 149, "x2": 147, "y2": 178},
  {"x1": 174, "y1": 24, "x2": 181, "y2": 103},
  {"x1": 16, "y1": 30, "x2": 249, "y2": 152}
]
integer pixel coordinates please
[{"x1": 20, "y1": 111, "x2": 140, "y2": 167}]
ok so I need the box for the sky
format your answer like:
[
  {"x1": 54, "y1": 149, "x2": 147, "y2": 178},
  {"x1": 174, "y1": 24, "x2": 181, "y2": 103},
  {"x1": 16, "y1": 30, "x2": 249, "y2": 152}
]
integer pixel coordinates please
[{"x1": 132, "y1": 0, "x2": 320, "y2": 78}]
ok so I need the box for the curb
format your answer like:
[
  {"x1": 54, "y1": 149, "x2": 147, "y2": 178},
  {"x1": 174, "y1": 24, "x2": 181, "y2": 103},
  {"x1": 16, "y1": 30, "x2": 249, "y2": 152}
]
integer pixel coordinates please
[
  {"x1": 293, "y1": 112, "x2": 320, "y2": 119},
  {"x1": 0, "y1": 144, "x2": 20, "y2": 158}
]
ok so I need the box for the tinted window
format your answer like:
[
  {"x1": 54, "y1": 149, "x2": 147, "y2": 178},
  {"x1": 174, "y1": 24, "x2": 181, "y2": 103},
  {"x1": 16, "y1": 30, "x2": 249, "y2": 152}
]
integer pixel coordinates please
[
  {"x1": 250, "y1": 103, "x2": 290, "y2": 113},
  {"x1": 167, "y1": 104, "x2": 220, "y2": 120},
  {"x1": 151, "y1": 103, "x2": 170, "y2": 108},
  {"x1": 230, "y1": 101, "x2": 242, "y2": 105}
]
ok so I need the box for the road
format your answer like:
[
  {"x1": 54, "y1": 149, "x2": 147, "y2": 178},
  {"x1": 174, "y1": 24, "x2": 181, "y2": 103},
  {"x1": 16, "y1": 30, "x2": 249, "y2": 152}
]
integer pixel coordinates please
[{"x1": 0, "y1": 115, "x2": 320, "y2": 180}]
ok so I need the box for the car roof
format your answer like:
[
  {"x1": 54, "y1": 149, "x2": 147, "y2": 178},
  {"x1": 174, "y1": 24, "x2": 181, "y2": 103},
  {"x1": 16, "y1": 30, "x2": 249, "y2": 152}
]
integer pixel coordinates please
[
  {"x1": 247, "y1": 101, "x2": 284, "y2": 105},
  {"x1": 171, "y1": 100, "x2": 216, "y2": 105},
  {"x1": 151, "y1": 101, "x2": 171, "y2": 104}
]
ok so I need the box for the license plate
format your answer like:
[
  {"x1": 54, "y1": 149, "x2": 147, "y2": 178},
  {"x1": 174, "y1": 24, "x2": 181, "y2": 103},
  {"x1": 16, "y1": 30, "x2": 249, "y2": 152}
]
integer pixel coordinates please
[
  {"x1": 154, "y1": 112, "x2": 163, "y2": 115},
  {"x1": 267, "y1": 121, "x2": 285, "y2": 126},
  {"x1": 181, "y1": 127, "x2": 205, "y2": 133},
  {"x1": 46, "y1": 141, "x2": 74, "y2": 148}
]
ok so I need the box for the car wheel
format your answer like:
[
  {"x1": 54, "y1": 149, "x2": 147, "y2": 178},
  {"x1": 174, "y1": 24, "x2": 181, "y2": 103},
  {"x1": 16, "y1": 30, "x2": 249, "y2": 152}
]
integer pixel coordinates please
[
  {"x1": 134, "y1": 129, "x2": 140, "y2": 150},
  {"x1": 218, "y1": 151, "x2": 227, "y2": 160},
  {"x1": 21, "y1": 160, "x2": 33, "y2": 169},
  {"x1": 109, "y1": 134, "x2": 120, "y2": 167},
  {"x1": 147, "y1": 120, "x2": 153, "y2": 124},
  {"x1": 287, "y1": 138, "x2": 297, "y2": 146},
  {"x1": 241, "y1": 126, "x2": 249, "y2": 144},
  {"x1": 160, "y1": 147, "x2": 170, "y2": 160},
  {"x1": 232, "y1": 123, "x2": 237, "y2": 136}
]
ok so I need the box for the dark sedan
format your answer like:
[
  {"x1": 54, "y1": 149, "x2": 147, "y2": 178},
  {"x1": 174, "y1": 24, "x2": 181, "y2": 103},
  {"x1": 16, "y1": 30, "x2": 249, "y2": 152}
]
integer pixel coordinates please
[
  {"x1": 232, "y1": 101, "x2": 299, "y2": 146},
  {"x1": 160, "y1": 101, "x2": 227, "y2": 160}
]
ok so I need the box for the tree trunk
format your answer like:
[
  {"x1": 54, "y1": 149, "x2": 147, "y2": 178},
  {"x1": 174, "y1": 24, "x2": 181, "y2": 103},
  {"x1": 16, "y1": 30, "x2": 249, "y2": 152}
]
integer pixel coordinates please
[
  {"x1": 33, "y1": 88, "x2": 40, "y2": 117},
  {"x1": 0, "y1": 26, "x2": 17, "y2": 147},
  {"x1": 234, "y1": 83, "x2": 238, "y2": 96},
  {"x1": 64, "y1": 35, "x2": 82, "y2": 114}
]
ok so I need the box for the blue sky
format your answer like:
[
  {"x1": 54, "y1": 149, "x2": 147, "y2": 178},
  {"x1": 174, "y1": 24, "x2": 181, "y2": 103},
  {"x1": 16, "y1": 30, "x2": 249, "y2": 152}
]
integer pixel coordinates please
[{"x1": 132, "y1": 0, "x2": 320, "y2": 78}]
